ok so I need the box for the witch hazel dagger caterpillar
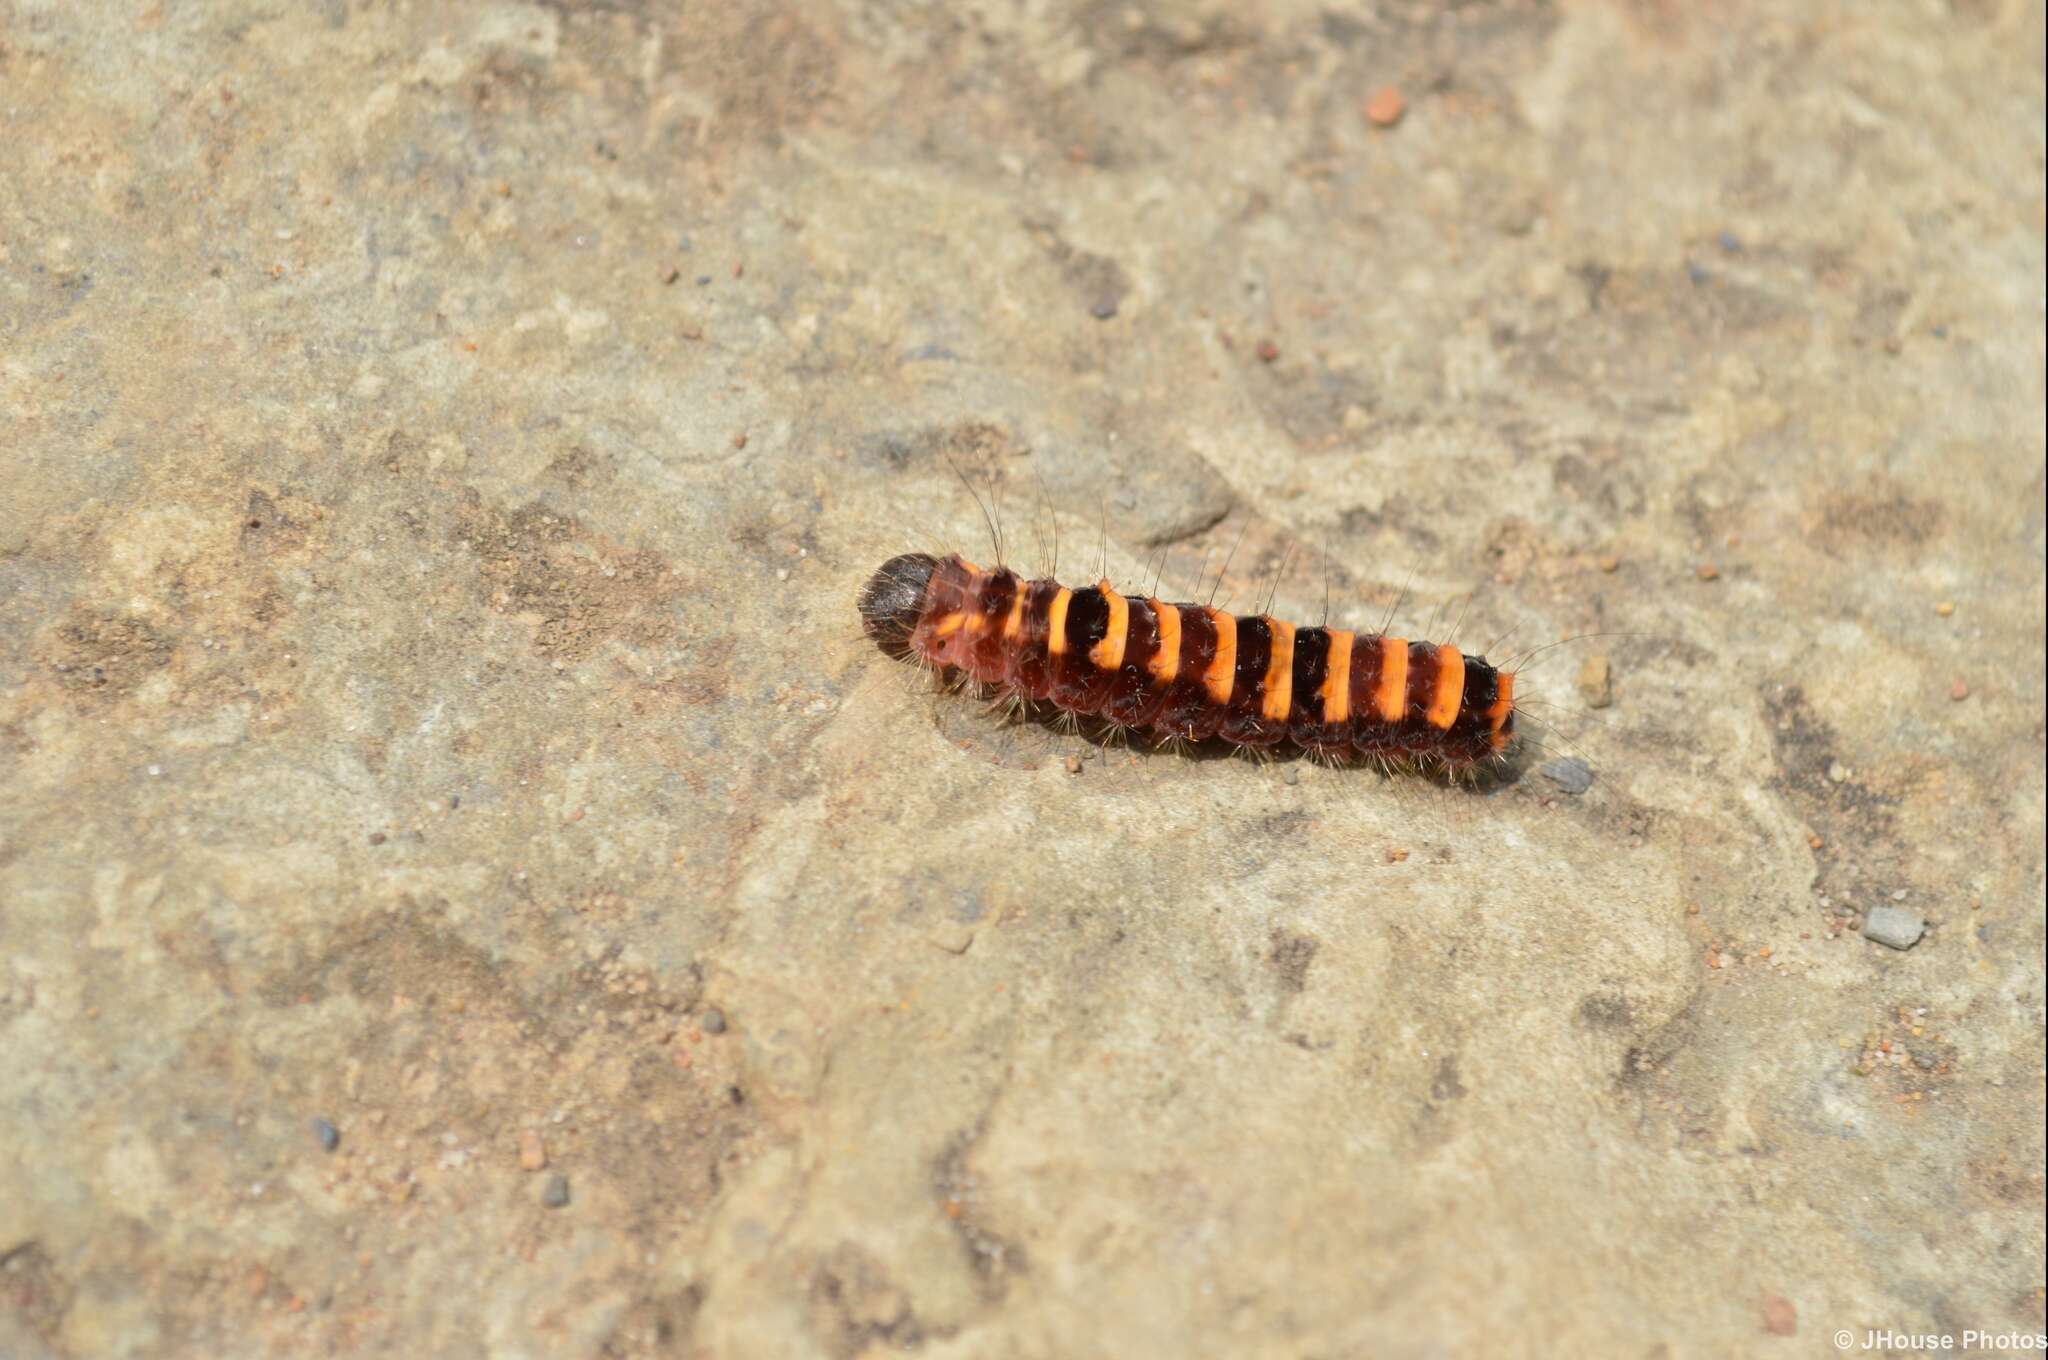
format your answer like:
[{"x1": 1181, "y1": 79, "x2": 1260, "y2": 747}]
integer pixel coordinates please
[{"x1": 858, "y1": 550, "x2": 1519, "y2": 773}]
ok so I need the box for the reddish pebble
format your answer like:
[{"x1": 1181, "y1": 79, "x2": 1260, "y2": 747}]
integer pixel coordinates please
[
  {"x1": 1949, "y1": 677, "x2": 1969, "y2": 701},
  {"x1": 1761, "y1": 1293, "x2": 1797, "y2": 1336},
  {"x1": 1255, "y1": 339, "x2": 1280, "y2": 363},
  {"x1": 1363, "y1": 86, "x2": 1406, "y2": 127},
  {"x1": 1695, "y1": 563, "x2": 1720, "y2": 581},
  {"x1": 518, "y1": 1131, "x2": 548, "y2": 1172}
]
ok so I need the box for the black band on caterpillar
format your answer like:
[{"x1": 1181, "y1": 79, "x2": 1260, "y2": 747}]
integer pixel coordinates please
[{"x1": 859, "y1": 553, "x2": 1517, "y2": 769}]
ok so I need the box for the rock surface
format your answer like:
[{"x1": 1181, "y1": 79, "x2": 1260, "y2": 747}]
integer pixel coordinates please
[{"x1": 2, "y1": 3, "x2": 2043, "y2": 1357}]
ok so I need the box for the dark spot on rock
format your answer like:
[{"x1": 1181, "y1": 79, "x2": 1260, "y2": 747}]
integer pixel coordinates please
[
  {"x1": 44, "y1": 612, "x2": 173, "y2": 698},
  {"x1": 1574, "y1": 260, "x2": 1612, "y2": 310},
  {"x1": 1576, "y1": 992, "x2": 1636, "y2": 1029},
  {"x1": 809, "y1": 1243, "x2": 929, "y2": 1354},
  {"x1": 1268, "y1": 929, "x2": 1318, "y2": 994},
  {"x1": 1815, "y1": 485, "x2": 1943, "y2": 549}
]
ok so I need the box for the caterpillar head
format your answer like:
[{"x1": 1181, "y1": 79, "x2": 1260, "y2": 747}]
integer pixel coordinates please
[{"x1": 858, "y1": 553, "x2": 938, "y2": 659}]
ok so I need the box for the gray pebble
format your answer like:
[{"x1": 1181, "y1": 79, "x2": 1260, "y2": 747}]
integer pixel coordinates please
[
  {"x1": 311, "y1": 1118, "x2": 340, "y2": 1152},
  {"x1": 699, "y1": 1007, "x2": 727, "y2": 1035},
  {"x1": 1862, "y1": 905, "x2": 1925, "y2": 950},
  {"x1": 1538, "y1": 757, "x2": 1594, "y2": 795},
  {"x1": 541, "y1": 1173, "x2": 571, "y2": 1208}
]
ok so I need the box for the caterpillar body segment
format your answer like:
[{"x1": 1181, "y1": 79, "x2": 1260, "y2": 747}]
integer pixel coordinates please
[{"x1": 859, "y1": 553, "x2": 1517, "y2": 770}]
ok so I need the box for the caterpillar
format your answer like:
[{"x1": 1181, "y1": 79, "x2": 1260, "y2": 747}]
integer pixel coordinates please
[{"x1": 858, "y1": 552, "x2": 1517, "y2": 771}]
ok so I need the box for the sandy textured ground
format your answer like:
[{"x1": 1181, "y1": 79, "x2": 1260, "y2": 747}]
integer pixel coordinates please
[{"x1": 3, "y1": 2, "x2": 2044, "y2": 1357}]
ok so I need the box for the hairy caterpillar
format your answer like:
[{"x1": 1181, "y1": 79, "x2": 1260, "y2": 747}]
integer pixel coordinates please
[{"x1": 858, "y1": 553, "x2": 1517, "y2": 771}]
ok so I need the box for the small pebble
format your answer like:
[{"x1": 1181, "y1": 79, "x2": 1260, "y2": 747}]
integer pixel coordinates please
[
  {"x1": 1827, "y1": 760, "x2": 1850, "y2": 783},
  {"x1": 1575, "y1": 654, "x2": 1612, "y2": 709},
  {"x1": 1861, "y1": 905, "x2": 1926, "y2": 951},
  {"x1": 1717, "y1": 231, "x2": 1745, "y2": 255},
  {"x1": 1538, "y1": 756, "x2": 1594, "y2": 795},
  {"x1": 1949, "y1": 677, "x2": 1969, "y2": 701},
  {"x1": 1089, "y1": 294, "x2": 1119, "y2": 320},
  {"x1": 1282, "y1": 766, "x2": 1298, "y2": 786},
  {"x1": 1597, "y1": 555, "x2": 1619, "y2": 573},
  {"x1": 699, "y1": 1006, "x2": 727, "y2": 1035},
  {"x1": 541, "y1": 1173, "x2": 571, "y2": 1208},
  {"x1": 1255, "y1": 338, "x2": 1280, "y2": 363},
  {"x1": 1695, "y1": 563, "x2": 1720, "y2": 581},
  {"x1": 311, "y1": 1118, "x2": 340, "y2": 1153},
  {"x1": 518, "y1": 1130, "x2": 548, "y2": 1172},
  {"x1": 1363, "y1": 86, "x2": 1406, "y2": 127},
  {"x1": 1934, "y1": 600, "x2": 1955, "y2": 617},
  {"x1": 1761, "y1": 1293, "x2": 1797, "y2": 1336}
]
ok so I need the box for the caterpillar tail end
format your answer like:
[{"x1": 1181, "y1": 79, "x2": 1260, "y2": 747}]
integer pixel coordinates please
[{"x1": 858, "y1": 553, "x2": 939, "y2": 660}]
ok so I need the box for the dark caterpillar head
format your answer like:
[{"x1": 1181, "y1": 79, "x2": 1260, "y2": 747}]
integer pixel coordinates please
[{"x1": 858, "y1": 553, "x2": 938, "y2": 659}]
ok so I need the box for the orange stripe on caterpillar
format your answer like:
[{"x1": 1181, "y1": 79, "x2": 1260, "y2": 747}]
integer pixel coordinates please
[
  {"x1": 858, "y1": 553, "x2": 1518, "y2": 771},
  {"x1": 1148, "y1": 603, "x2": 1181, "y2": 683},
  {"x1": 1088, "y1": 581, "x2": 1129, "y2": 670}
]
